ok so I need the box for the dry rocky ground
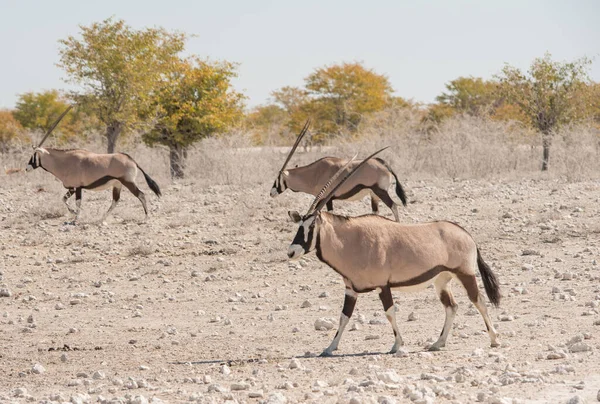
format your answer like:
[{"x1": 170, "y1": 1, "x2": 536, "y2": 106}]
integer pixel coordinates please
[{"x1": 1, "y1": 167, "x2": 599, "y2": 404}]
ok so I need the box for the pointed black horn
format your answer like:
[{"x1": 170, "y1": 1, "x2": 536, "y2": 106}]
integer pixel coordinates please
[
  {"x1": 37, "y1": 105, "x2": 73, "y2": 148},
  {"x1": 279, "y1": 119, "x2": 311, "y2": 173}
]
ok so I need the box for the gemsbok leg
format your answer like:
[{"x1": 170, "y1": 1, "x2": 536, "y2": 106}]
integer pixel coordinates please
[
  {"x1": 379, "y1": 285, "x2": 403, "y2": 353},
  {"x1": 326, "y1": 200, "x2": 334, "y2": 212},
  {"x1": 373, "y1": 188, "x2": 400, "y2": 222},
  {"x1": 62, "y1": 188, "x2": 76, "y2": 214},
  {"x1": 74, "y1": 187, "x2": 83, "y2": 221},
  {"x1": 321, "y1": 287, "x2": 358, "y2": 356},
  {"x1": 370, "y1": 196, "x2": 380, "y2": 214},
  {"x1": 429, "y1": 273, "x2": 458, "y2": 351},
  {"x1": 457, "y1": 273, "x2": 499, "y2": 347},
  {"x1": 102, "y1": 185, "x2": 122, "y2": 222},
  {"x1": 122, "y1": 180, "x2": 148, "y2": 217}
]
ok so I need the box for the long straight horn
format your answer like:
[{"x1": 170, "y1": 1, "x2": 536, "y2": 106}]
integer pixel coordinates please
[
  {"x1": 37, "y1": 105, "x2": 73, "y2": 148},
  {"x1": 279, "y1": 119, "x2": 311, "y2": 173},
  {"x1": 306, "y1": 153, "x2": 358, "y2": 213},
  {"x1": 309, "y1": 146, "x2": 390, "y2": 214}
]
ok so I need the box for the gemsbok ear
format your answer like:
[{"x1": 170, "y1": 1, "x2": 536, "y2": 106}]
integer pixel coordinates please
[
  {"x1": 288, "y1": 211, "x2": 302, "y2": 223},
  {"x1": 35, "y1": 147, "x2": 49, "y2": 154},
  {"x1": 283, "y1": 170, "x2": 290, "y2": 177}
]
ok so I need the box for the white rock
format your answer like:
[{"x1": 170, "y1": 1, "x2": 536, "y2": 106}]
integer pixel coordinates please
[
  {"x1": 266, "y1": 392, "x2": 287, "y2": 403},
  {"x1": 300, "y1": 300, "x2": 312, "y2": 308},
  {"x1": 314, "y1": 318, "x2": 335, "y2": 331},
  {"x1": 378, "y1": 395, "x2": 397, "y2": 404},
  {"x1": 92, "y1": 370, "x2": 106, "y2": 380},
  {"x1": 32, "y1": 363, "x2": 45, "y2": 374},
  {"x1": 376, "y1": 370, "x2": 401, "y2": 384},
  {"x1": 231, "y1": 382, "x2": 250, "y2": 390},
  {"x1": 248, "y1": 390, "x2": 264, "y2": 398},
  {"x1": 0, "y1": 288, "x2": 11, "y2": 297},
  {"x1": 569, "y1": 342, "x2": 592, "y2": 353},
  {"x1": 289, "y1": 358, "x2": 303, "y2": 369},
  {"x1": 221, "y1": 364, "x2": 231, "y2": 375},
  {"x1": 407, "y1": 312, "x2": 418, "y2": 321},
  {"x1": 131, "y1": 395, "x2": 149, "y2": 404}
]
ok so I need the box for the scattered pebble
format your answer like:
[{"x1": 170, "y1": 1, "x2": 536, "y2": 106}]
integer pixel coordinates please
[
  {"x1": 32, "y1": 364, "x2": 45, "y2": 374},
  {"x1": 314, "y1": 318, "x2": 335, "y2": 331}
]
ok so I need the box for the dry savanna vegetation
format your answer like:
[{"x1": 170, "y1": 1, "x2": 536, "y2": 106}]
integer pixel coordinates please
[{"x1": 1, "y1": 116, "x2": 600, "y2": 403}]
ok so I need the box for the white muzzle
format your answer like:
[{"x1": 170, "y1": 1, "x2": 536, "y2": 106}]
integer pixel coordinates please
[{"x1": 287, "y1": 244, "x2": 304, "y2": 260}]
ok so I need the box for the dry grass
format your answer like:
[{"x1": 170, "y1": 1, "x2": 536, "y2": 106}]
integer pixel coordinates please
[{"x1": 1, "y1": 116, "x2": 598, "y2": 189}]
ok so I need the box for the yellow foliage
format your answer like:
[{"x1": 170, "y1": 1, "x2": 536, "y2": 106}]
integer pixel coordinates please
[{"x1": 0, "y1": 110, "x2": 27, "y2": 152}]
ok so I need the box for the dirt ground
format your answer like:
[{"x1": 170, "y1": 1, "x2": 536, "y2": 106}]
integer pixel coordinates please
[{"x1": 1, "y1": 168, "x2": 599, "y2": 403}]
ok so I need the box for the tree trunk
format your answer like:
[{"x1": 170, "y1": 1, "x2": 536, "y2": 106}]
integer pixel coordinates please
[
  {"x1": 541, "y1": 134, "x2": 551, "y2": 171},
  {"x1": 169, "y1": 144, "x2": 187, "y2": 179},
  {"x1": 106, "y1": 122, "x2": 123, "y2": 154}
]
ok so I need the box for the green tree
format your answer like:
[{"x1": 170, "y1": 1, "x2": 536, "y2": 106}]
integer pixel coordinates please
[
  {"x1": 304, "y1": 62, "x2": 393, "y2": 136},
  {"x1": 436, "y1": 77, "x2": 499, "y2": 117},
  {"x1": 58, "y1": 17, "x2": 186, "y2": 153},
  {"x1": 497, "y1": 53, "x2": 592, "y2": 170},
  {"x1": 143, "y1": 57, "x2": 245, "y2": 178},
  {"x1": 0, "y1": 110, "x2": 26, "y2": 153},
  {"x1": 13, "y1": 90, "x2": 95, "y2": 144}
]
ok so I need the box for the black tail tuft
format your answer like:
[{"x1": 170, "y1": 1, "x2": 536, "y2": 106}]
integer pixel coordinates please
[
  {"x1": 375, "y1": 157, "x2": 407, "y2": 206},
  {"x1": 142, "y1": 170, "x2": 162, "y2": 197},
  {"x1": 476, "y1": 248, "x2": 501, "y2": 307}
]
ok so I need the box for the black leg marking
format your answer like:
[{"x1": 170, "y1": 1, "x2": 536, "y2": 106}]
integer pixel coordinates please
[
  {"x1": 342, "y1": 290, "x2": 357, "y2": 318},
  {"x1": 112, "y1": 186, "x2": 121, "y2": 202},
  {"x1": 326, "y1": 200, "x2": 334, "y2": 211},
  {"x1": 75, "y1": 188, "x2": 82, "y2": 202},
  {"x1": 379, "y1": 286, "x2": 394, "y2": 312},
  {"x1": 372, "y1": 186, "x2": 395, "y2": 209},
  {"x1": 440, "y1": 290, "x2": 457, "y2": 308},
  {"x1": 122, "y1": 181, "x2": 148, "y2": 216},
  {"x1": 370, "y1": 197, "x2": 379, "y2": 214},
  {"x1": 457, "y1": 274, "x2": 479, "y2": 303}
]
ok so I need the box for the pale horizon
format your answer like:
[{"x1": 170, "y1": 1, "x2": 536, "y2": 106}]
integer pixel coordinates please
[{"x1": 1, "y1": 0, "x2": 599, "y2": 110}]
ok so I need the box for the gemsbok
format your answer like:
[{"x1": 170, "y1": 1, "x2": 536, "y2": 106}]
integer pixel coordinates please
[
  {"x1": 287, "y1": 147, "x2": 501, "y2": 356},
  {"x1": 25, "y1": 107, "x2": 162, "y2": 223},
  {"x1": 271, "y1": 120, "x2": 407, "y2": 221}
]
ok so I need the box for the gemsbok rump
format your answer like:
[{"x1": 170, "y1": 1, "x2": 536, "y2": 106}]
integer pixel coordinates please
[
  {"x1": 25, "y1": 107, "x2": 162, "y2": 222},
  {"x1": 287, "y1": 147, "x2": 501, "y2": 356},
  {"x1": 271, "y1": 120, "x2": 407, "y2": 221}
]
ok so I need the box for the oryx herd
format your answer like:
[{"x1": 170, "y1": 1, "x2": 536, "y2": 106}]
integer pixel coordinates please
[{"x1": 24, "y1": 109, "x2": 501, "y2": 357}]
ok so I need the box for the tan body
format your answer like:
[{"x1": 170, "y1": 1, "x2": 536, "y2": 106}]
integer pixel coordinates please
[
  {"x1": 273, "y1": 157, "x2": 407, "y2": 221},
  {"x1": 37, "y1": 149, "x2": 139, "y2": 189},
  {"x1": 26, "y1": 148, "x2": 161, "y2": 222},
  {"x1": 318, "y1": 213, "x2": 476, "y2": 292}
]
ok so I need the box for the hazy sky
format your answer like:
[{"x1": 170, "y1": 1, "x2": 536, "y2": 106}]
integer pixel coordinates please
[{"x1": 1, "y1": 0, "x2": 599, "y2": 110}]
